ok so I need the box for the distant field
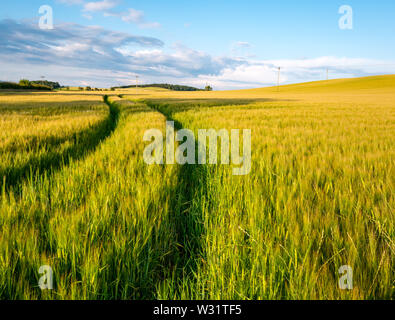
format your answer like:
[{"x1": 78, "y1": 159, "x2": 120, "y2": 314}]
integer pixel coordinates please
[{"x1": 0, "y1": 75, "x2": 393, "y2": 299}]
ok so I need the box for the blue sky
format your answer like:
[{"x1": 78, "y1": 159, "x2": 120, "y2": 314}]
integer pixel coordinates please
[{"x1": 1, "y1": 0, "x2": 395, "y2": 89}]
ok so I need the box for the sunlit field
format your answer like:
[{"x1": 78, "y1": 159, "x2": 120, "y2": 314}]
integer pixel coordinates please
[{"x1": 0, "y1": 75, "x2": 394, "y2": 299}]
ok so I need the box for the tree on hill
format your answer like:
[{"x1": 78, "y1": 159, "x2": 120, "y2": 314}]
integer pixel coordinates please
[
  {"x1": 19, "y1": 79, "x2": 31, "y2": 86},
  {"x1": 30, "y1": 80, "x2": 61, "y2": 89},
  {"x1": 0, "y1": 80, "x2": 52, "y2": 91}
]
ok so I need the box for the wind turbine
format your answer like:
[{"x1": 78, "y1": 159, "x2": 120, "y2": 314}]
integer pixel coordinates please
[{"x1": 277, "y1": 67, "x2": 281, "y2": 92}]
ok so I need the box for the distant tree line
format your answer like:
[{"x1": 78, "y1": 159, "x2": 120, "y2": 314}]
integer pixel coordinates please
[
  {"x1": 0, "y1": 80, "x2": 53, "y2": 91},
  {"x1": 30, "y1": 80, "x2": 61, "y2": 89},
  {"x1": 0, "y1": 80, "x2": 213, "y2": 92},
  {"x1": 111, "y1": 83, "x2": 211, "y2": 91}
]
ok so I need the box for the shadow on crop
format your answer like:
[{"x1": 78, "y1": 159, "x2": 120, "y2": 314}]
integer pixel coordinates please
[{"x1": 145, "y1": 97, "x2": 295, "y2": 114}]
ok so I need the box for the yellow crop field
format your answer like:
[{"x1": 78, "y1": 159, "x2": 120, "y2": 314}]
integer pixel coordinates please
[{"x1": 0, "y1": 75, "x2": 393, "y2": 300}]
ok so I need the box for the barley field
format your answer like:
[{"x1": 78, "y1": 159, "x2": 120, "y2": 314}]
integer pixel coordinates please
[{"x1": 0, "y1": 75, "x2": 394, "y2": 300}]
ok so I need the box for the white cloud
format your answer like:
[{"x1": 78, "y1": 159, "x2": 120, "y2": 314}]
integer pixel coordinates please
[
  {"x1": 57, "y1": 0, "x2": 84, "y2": 5},
  {"x1": 82, "y1": 13, "x2": 93, "y2": 20},
  {"x1": 231, "y1": 41, "x2": 255, "y2": 59},
  {"x1": 195, "y1": 57, "x2": 395, "y2": 89},
  {"x1": 121, "y1": 8, "x2": 143, "y2": 23},
  {"x1": 49, "y1": 42, "x2": 91, "y2": 56},
  {"x1": 1, "y1": 20, "x2": 395, "y2": 89},
  {"x1": 233, "y1": 41, "x2": 252, "y2": 49},
  {"x1": 211, "y1": 64, "x2": 277, "y2": 84},
  {"x1": 0, "y1": 60, "x2": 142, "y2": 88},
  {"x1": 121, "y1": 9, "x2": 160, "y2": 28},
  {"x1": 84, "y1": 0, "x2": 117, "y2": 12},
  {"x1": 58, "y1": 0, "x2": 160, "y2": 29},
  {"x1": 105, "y1": 8, "x2": 161, "y2": 29}
]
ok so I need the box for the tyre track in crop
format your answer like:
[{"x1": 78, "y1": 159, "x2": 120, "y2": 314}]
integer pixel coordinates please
[
  {"x1": 1, "y1": 96, "x2": 120, "y2": 194},
  {"x1": 0, "y1": 96, "x2": 121, "y2": 299},
  {"x1": 140, "y1": 99, "x2": 209, "y2": 298}
]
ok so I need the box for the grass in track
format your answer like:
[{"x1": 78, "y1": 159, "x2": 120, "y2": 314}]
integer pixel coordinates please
[{"x1": 138, "y1": 99, "x2": 209, "y2": 299}]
